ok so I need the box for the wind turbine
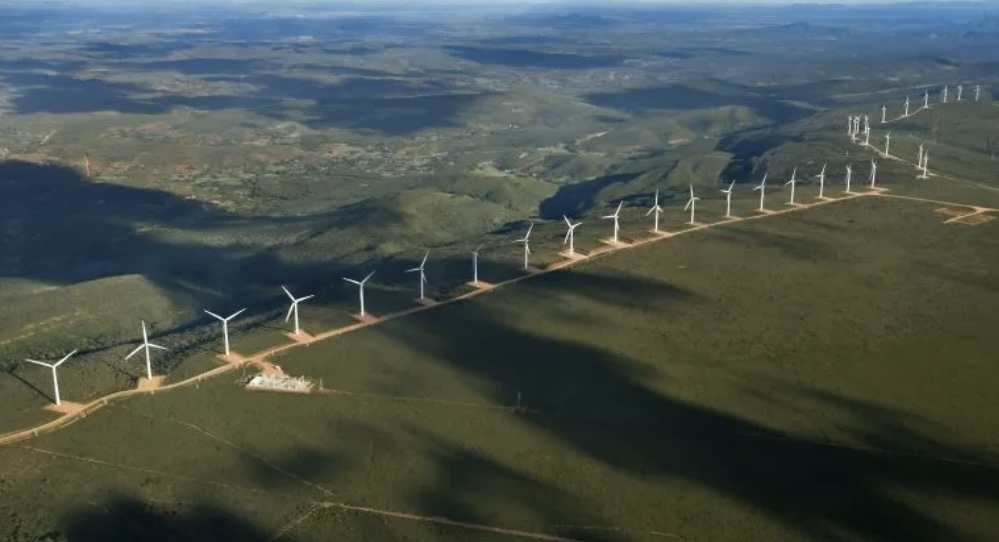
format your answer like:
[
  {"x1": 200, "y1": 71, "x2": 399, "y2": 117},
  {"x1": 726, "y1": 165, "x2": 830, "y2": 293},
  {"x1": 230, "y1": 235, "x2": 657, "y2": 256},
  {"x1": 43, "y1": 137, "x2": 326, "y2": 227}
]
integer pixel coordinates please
[
  {"x1": 903, "y1": 96, "x2": 910, "y2": 117},
  {"x1": 785, "y1": 167, "x2": 798, "y2": 205},
  {"x1": 471, "y1": 245, "x2": 482, "y2": 285},
  {"x1": 923, "y1": 89, "x2": 930, "y2": 109},
  {"x1": 753, "y1": 172, "x2": 768, "y2": 212},
  {"x1": 957, "y1": 84, "x2": 963, "y2": 101},
  {"x1": 847, "y1": 115, "x2": 853, "y2": 135},
  {"x1": 646, "y1": 189, "x2": 664, "y2": 233},
  {"x1": 863, "y1": 114, "x2": 870, "y2": 134},
  {"x1": 850, "y1": 116, "x2": 857, "y2": 142},
  {"x1": 720, "y1": 180, "x2": 735, "y2": 218},
  {"x1": 25, "y1": 350, "x2": 77, "y2": 406},
  {"x1": 405, "y1": 251, "x2": 430, "y2": 301},
  {"x1": 814, "y1": 163, "x2": 827, "y2": 199},
  {"x1": 942, "y1": 85, "x2": 948, "y2": 103},
  {"x1": 602, "y1": 201, "x2": 623, "y2": 244},
  {"x1": 920, "y1": 151, "x2": 929, "y2": 178},
  {"x1": 917, "y1": 143, "x2": 924, "y2": 169},
  {"x1": 975, "y1": 84, "x2": 981, "y2": 102},
  {"x1": 845, "y1": 163, "x2": 853, "y2": 193},
  {"x1": 683, "y1": 184, "x2": 700, "y2": 225},
  {"x1": 563, "y1": 215, "x2": 582, "y2": 255},
  {"x1": 869, "y1": 159, "x2": 878, "y2": 189},
  {"x1": 880, "y1": 105, "x2": 887, "y2": 124},
  {"x1": 863, "y1": 125, "x2": 871, "y2": 147},
  {"x1": 125, "y1": 321, "x2": 167, "y2": 380},
  {"x1": 281, "y1": 286, "x2": 314, "y2": 336},
  {"x1": 343, "y1": 271, "x2": 375, "y2": 317},
  {"x1": 884, "y1": 130, "x2": 892, "y2": 157},
  {"x1": 515, "y1": 222, "x2": 533, "y2": 271},
  {"x1": 204, "y1": 308, "x2": 246, "y2": 357}
]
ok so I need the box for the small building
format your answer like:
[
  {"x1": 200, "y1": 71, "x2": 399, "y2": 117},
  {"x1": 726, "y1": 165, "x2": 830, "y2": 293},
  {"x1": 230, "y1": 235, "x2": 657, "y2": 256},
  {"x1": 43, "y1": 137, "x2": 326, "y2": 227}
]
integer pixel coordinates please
[{"x1": 245, "y1": 373, "x2": 314, "y2": 394}]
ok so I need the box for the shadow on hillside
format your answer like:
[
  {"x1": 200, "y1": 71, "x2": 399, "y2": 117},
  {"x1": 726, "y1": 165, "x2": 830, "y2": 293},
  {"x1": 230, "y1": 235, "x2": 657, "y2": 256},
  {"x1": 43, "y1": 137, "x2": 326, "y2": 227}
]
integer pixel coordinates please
[
  {"x1": 583, "y1": 83, "x2": 814, "y2": 125},
  {"x1": 442, "y1": 45, "x2": 625, "y2": 69},
  {"x1": 63, "y1": 494, "x2": 283, "y2": 542},
  {"x1": 0, "y1": 67, "x2": 484, "y2": 134},
  {"x1": 716, "y1": 132, "x2": 796, "y2": 182},
  {"x1": 369, "y1": 279, "x2": 999, "y2": 542}
]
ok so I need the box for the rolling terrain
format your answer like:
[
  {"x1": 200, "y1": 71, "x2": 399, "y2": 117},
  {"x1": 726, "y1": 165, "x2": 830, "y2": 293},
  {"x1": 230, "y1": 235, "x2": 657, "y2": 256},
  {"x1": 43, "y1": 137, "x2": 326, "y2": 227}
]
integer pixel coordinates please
[{"x1": 1, "y1": 2, "x2": 999, "y2": 541}]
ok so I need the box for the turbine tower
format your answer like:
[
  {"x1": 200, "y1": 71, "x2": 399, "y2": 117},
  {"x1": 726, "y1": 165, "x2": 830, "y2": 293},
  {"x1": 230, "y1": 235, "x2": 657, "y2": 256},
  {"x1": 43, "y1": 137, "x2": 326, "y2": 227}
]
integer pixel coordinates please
[
  {"x1": 785, "y1": 167, "x2": 798, "y2": 205},
  {"x1": 602, "y1": 201, "x2": 623, "y2": 244},
  {"x1": 917, "y1": 143, "x2": 924, "y2": 169},
  {"x1": 515, "y1": 222, "x2": 533, "y2": 271},
  {"x1": 814, "y1": 163, "x2": 827, "y2": 199},
  {"x1": 869, "y1": 159, "x2": 878, "y2": 189},
  {"x1": 957, "y1": 84, "x2": 963, "y2": 101},
  {"x1": 204, "y1": 308, "x2": 246, "y2": 357},
  {"x1": 646, "y1": 189, "x2": 664, "y2": 233},
  {"x1": 975, "y1": 84, "x2": 981, "y2": 102},
  {"x1": 884, "y1": 130, "x2": 892, "y2": 157},
  {"x1": 125, "y1": 321, "x2": 167, "y2": 380},
  {"x1": 563, "y1": 215, "x2": 582, "y2": 256},
  {"x1": 683, "y1": 184, "x2": 700, "y2": 225},
  {"x1": 405, "y1": 251, "x2": 430, "y2": 301},
  {"x1": 25, "y1": 350, "x2": 77, "y2": 406},
  {"x1": 343, "y1": 271, "x2": 375, "y2": 317},
  {"x1": 720, "y1": 180, "x2": 735, "y2": 218},
  {"x1": 850, "y1": 116, "x2": 857, "y2": 141},
  {"x1": 471, "y1": 245, "x2": 482, "y2": 285},
  {"x1": 753, "y1": 172, "x2": 768, "y2": 212},
  {"x1": 845, "y1": 163, "x2": 853, "y2": 193},
  {"x1": 923, "y1": 89, "x2": 930, "y2": 109},
  {"x1": 903, "y1": 96, "x2": 910, "y2": 117},
  {"x1": 920, "y1": 151, "x2": 929, "y2": 178},
  {"x1": 281, "y1": 286, "x2": 314, "y2": 336},
  {"x1": 942, "y1": 85, "x2": 948, "y2": 103},
  {"x1": 863, "y1": 125, "x2": 871, "y2": 147},
  {"x1": 880, "y1": 105, "x2": 886, "y2": 124},
  {"x1": 863, "y1": 114, "x2": 870, "y2": 134}
]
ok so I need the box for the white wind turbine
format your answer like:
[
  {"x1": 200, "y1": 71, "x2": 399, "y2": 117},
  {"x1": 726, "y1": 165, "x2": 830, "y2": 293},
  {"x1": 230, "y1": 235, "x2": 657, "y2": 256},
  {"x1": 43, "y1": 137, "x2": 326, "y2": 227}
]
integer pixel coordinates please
[
  {"x1": 471, "y1": 244, "x2": 483, "y2": 285},
  {"x1": 863, "y1": 124, "x2": 871, "y2": 147},
  {"x1": 563, "y1": 215, "x2": 582, "y2": 256},
  {"x1": 602, "y1": 201, "x2": 623, "y2": 244},
  {"x1": 903, "y1": 96, "x2": 910, "y2": 117},
  {"x1": 683, "y1": 184, "x2": 700, "y2": 225},
  {"x1": 125, "y1": 321, "x2": 167, "y2": 380},
  {"x1": 785, "y1": 167, "x2": 798, "y2": 205},
  {"x1": 343, "y1": 271, "x2": 375, "y2": 317},
  {"x1": 920, "y1": 151, "x2": 929, "y2": 178},
  {"x1": 847, "y1": 115, "x2": 853, "y2": 135},
  {"x1": 942, "y1": 85, "x2": 949, "y2": 103},
  {"x1": 25, "y1": 350, "x2": 77, "y2": 406},
  {"x1": 515, "y1": 222, "x2": 533, "y2": 271},
  {"x1": 754, "y1": 172, "x2": 768, "y2": 212},
  {"x1": 957, "y1": 84, "x2": 963, "y2": 101},
  {"x1": 975, "y1": 84, "x2": 981, "y2": 102},
  {"x1": 281, "y1": 286, "x2": 314, "y2": 336},
  {"x1": 405, "y1": 251, "x2": 430, "y2": 301},
  {"x1": 849, "y1": 116, "x2": 857, "y2": 141},
  {"x1": 869, "y1": 159, "x2": 878, "y2": 189},
  {"x1": 814, "y1": 163, "x2": 827, "y2": 199},
  {"x1": 845, "y1": 163, "x2": 853, "y2": 193},
  {"x1": 646, "y1": 189, "x2": 664, "y2": 233},
  {"x1": 863, "y1": 114, "x2": 870, "y2": 134},
  {"x1": 917, "y1": 143, "x2": 924, "y2": 169},
  {"x1": 880, "y1": 105, "x2": 887, "y2": 124},
  {"x1": 720, "y1": 180, "x2": 735, "y2": 218},
  {"x1": 923, "y1": 89, "x2": 930, "y2": 109},
  {"x1": 204, "y1": 308, "x2": 246, "y2": 357},
  {"x1": 884, "y1": 130, "x2": 892, "y2": 157}
]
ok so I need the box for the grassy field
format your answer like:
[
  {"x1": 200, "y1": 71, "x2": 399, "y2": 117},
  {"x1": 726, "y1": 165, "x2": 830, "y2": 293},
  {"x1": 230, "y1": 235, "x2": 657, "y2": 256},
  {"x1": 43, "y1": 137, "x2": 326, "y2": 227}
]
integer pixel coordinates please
[{"x1": 2, "y1": 194, "x2": 999, "y2": 542}]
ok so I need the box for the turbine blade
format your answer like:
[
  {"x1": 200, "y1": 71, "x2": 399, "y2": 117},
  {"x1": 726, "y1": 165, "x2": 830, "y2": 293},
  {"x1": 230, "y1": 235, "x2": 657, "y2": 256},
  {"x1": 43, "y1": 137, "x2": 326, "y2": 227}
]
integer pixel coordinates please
[
  {"x1": 344, "y1": 278, "x2": 360, "y2": 285},
  {"x1": 362, "y1": 271, "x2": 376, "y2": 283},
  {"x1": 421, "y1": 251, "x2": 429, "y2": 266},
  {"x1": 25, "y1": 359, "x2": 53, "y2": 368},
  {"x1": 281, "y1": 285, "x2": 294, "y2": 300},
  {"x1": 563, "y1": 215, "x2": 571, "y2": 226},
  {"x1": 298, "y1": 295, "x2": 315, "y2": 302},
  {"x1": 149, "y1": 343, "x2": 168, "y2": 351},
  {"x1": 203, "y1": 309, "x2": 223, "y2": 321},
  {"x1": 405, "y1": 267, "x2": 420, "y2": 273},
  {"x1": 564, "y1": 230, "x2": 571, "y2": 243},
  {"x1": 125, "y1": 344, "x2": 145, "y2": 360},
  {"x1": 228, "y1": 308, "x2": 247, "y2": 320},
  {"x1": 55, "y1": 350, "x2": 77, "y2": 367},
  {"x1": 615, "y1": 201, "x2": 623, "y2": 215},
  {"x1": 285, "y1": 303, "x2": 295, "y2": 322}
]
